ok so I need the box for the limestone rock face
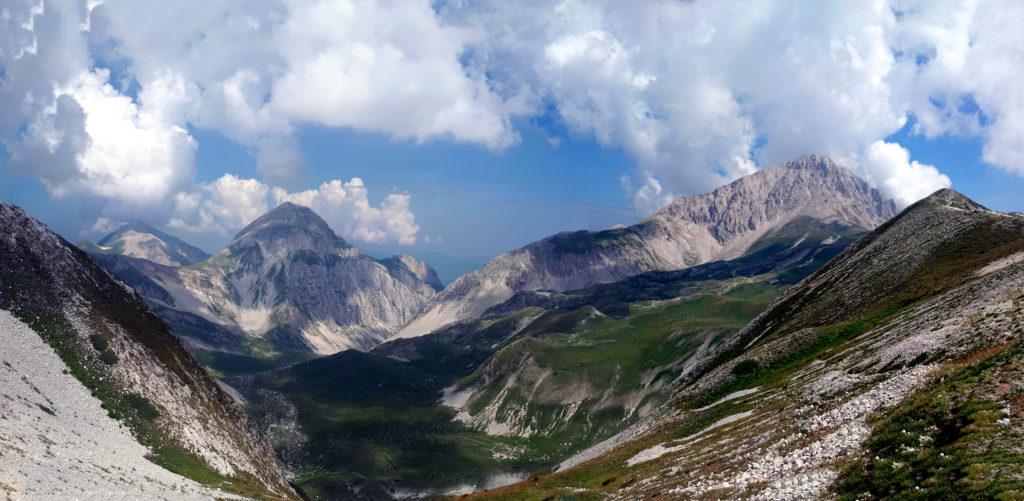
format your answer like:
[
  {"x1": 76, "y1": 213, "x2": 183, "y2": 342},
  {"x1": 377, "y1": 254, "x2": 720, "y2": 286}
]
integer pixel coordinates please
[{"x1": 397, "y1": 155, "x2": 897, "y2": 339}]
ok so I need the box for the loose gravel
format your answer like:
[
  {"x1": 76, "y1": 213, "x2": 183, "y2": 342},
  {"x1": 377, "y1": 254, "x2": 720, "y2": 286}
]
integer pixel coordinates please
[{"x1": 0, "y1": 309, "x2": 241, "y2": 500}]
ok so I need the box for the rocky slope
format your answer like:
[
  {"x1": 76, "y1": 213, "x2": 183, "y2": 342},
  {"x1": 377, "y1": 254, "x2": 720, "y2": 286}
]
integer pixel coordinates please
[
  {"x1": 0, "y1": 202, "x2": 295, "y2": 498},
  {"x1": 92, "y1": 202, "x2": 440, "y2": 356},
  {"x1": 397, "y1": 155, "x2": 897, "y2": 338},
  {"x1": 471, "y1": 189, "x2": 1024, "y2": 499},
  {"x1": 79, "y1": 220, "x2": 210, "y2": 266},
  {"x1": 0, "y1": 309, "x2": 243, "y2": 500}
]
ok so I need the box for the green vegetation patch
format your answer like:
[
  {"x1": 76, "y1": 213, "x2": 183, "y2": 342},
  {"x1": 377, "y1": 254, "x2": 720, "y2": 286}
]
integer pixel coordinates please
[
  {"x1": 89, "y1": 334, "x2": 109, "y2": 352},
  {"x1": 835, "y1": 341, "x2": 1024, "y2": 500},
  {"x1": 453, "y1": 283, "x2": 780, "y2": 478},
  {"x1": 464, "y1": 401, "x2": 754, "y2": 500},
  {"x1": 693, "y1": 304, "x2": 902, "y2": 408}
]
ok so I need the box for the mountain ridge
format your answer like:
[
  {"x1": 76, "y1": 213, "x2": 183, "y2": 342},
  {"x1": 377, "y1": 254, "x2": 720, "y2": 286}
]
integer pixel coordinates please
[
  {"x1": 397, "y1": 155, "x2": 898, "y2": 339},
  {"x1": 477, "y1": 188, "x2": 1024, "y2": 499}
]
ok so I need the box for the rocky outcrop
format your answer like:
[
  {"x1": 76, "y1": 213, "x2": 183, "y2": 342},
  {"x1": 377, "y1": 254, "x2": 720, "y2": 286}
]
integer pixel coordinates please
[
  {"x1": 380, "y1": 254, "x2": 445, "y2": 294},
  {"x1": 397, "y1": 155, "x2": 897, "y2": 339}
]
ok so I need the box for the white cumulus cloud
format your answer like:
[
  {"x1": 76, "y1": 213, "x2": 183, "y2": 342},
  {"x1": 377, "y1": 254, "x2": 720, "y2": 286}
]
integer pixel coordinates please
[
  {"x1": 169, "y1": 174, "x2": 419, "y2": 245},
  {"x1": 863, "y1": 141, "x2": 951, "y2": 207},
  {"x1": 3, "y1": 0, "x2": 1024, "y2": 235},
  {"x1": 441, "y1": 0, "x2": 1024, "y2": 209}
]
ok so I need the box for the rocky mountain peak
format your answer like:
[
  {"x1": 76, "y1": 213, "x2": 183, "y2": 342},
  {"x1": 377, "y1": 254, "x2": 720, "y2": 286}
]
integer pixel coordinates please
[
  {"x1": 88, "y1": 220, "x2": 210, "y2": 266},
  {"x1": 921, "y1": 188, "x2": 987, "y2": 212},
  {"x1": 92, "y1": 200, "x2": 441, "y2": 355},
  {"x1": 98, "y1": 220, "x2": 159, "y2": 242},
  {"x1": 781, "y1": 153, "x2": 840, "y2": 172},
  {"x1": 649, "y1": 155, "x2": 897, "y2": 246},
  {"x1": 227, "y1": 201, "x2": 349, "y2": 257}
]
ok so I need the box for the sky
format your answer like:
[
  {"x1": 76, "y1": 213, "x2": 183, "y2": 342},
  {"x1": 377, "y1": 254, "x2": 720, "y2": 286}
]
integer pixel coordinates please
[{"x1": 1, "y1": 0, "x2": 1023, "y2": 282}]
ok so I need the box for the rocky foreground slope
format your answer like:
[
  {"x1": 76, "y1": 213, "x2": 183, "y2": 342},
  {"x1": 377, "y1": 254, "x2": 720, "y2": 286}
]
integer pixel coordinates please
[
  {"x1": 397, "y1": 155, "x2": 897, "y2": 339},
  {"x1": 471, "y1": 189, "x2": 1024, "y2": 499},
  {"x1": 0, "y1": 202, "x2": 295, "y2": 499},
  {"x1": 92, "y1": 202, "x2": 441, "y2": 356},
  {"x1": 0, "y1": 310, "x2": 242, "y2": 499}
]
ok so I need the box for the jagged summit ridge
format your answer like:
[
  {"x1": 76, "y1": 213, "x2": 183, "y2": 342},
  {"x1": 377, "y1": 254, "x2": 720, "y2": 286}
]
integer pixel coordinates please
[
  {"x1": 645, "y1": 154, "x2": 895, "y2": 251},
  {"x1": 397, "y1": 155, "x2": 898, "y2": 339}
]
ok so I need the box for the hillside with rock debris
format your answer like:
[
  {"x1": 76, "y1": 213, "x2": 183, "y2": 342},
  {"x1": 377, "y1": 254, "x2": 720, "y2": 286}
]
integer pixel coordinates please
[
  {"x1": 0, "y1": 202, "x2": 296, "y2": 499},
  {"x1": 0, "y1": 309, "x2": 245, "y2": 499}
]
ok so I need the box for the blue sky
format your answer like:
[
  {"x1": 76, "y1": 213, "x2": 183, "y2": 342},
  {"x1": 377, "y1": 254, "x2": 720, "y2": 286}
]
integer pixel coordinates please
[{"x1": 2, "y1": 1, "x2": 1023, "y2": 283}]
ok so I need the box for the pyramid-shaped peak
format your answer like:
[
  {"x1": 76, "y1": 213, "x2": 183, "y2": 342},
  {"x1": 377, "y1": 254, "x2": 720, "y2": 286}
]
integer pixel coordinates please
[
  {"x1": 262, "y1": 201, "x2": 322, "y2": 222},
  {"x1": 99, "y1": 220, "x2": 162, "y2": 243},
  {"x1": 124, "y1": 220, "x2": 161, "y2": 232},
  {"x1": 230, "y1": 201, "x2": 348, "y2": 251},
  {"x1": 242, "y1": 202, "x2": 331, "y2": 233},
  {"x1": 92, "y1": 219, "x2": 210, "y2": 265},
  {"x1": 922, "y1": 188, "x2": 987, "y2": 211}
]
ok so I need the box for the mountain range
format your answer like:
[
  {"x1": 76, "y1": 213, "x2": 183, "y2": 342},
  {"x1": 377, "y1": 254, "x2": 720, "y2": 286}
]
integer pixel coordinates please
[
  {"x1": 229, "y1": 211, "x2": 866, "y2": 496},
  {"x1": 84, "y1": 202, "x2": 441, "y2": 358},
  {"x1": 6, "y1": 154, "x2": 1022, "y2": 499},
  {"x1": 81, "y1": 155, "x2": 895, "y2": 364}
]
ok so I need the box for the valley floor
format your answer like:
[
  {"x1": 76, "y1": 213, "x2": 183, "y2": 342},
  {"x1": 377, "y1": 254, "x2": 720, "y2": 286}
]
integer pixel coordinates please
[{"x1": 0, "y1": 309, "x2": 242, "y2": 500}]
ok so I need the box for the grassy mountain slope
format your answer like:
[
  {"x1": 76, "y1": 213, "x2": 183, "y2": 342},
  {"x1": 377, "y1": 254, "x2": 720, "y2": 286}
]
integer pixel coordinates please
[{"x1": 469, "y1": 189, "x2": 1024, "y2": 500}]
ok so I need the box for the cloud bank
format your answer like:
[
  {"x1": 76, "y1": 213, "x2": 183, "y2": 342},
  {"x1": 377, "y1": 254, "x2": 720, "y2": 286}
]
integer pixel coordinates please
[{"x1": 2, "y1": 0, "x2": 1022, "y2": 239}]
